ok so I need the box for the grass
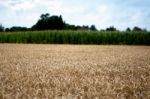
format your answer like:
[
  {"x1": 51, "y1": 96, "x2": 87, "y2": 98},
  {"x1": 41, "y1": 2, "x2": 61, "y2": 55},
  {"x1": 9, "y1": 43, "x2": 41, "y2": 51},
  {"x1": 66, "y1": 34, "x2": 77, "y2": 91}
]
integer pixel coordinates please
[
  {"x1": 0, "y1": 44, "x2": 150, "y2": 99},
  {"x1": 0, "y1": 30, "x2": 150, "y2": 45}
]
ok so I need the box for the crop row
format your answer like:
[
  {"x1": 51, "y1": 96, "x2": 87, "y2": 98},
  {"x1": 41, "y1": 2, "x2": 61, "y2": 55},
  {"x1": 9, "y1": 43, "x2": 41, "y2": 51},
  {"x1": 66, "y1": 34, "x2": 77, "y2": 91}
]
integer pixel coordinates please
[{"x1": 0, "y1": 31, "x2": 150, "y2": 45}]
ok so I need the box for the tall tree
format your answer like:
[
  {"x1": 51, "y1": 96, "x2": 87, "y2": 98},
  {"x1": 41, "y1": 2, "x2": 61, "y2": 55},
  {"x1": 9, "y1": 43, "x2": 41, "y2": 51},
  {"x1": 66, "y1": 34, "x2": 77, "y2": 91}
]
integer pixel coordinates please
[
  {"x1": 9, "y1": 26, "x2": 28, "y2": 32},
  {"x1": 126, "y1": 27, "x2": 131, "y2": 32},
  {"x1": 132, "y1": 26, "x2": 142, "y2": 32},
  {"x1": 0, "y1": 24, "x2": 4, "y2": 32},
  {"x1": 40, "y1": 13, "x2": 50, "y2": 20},
  {"x1": 90, "y1": 25, "x2": 97, "y2": 31},
  {"x1": 106, "y1": 26, "x2": 117, "y2": 31},
  {"x1": 32, "y1": 13, "x2": 65, "y2": 30}
]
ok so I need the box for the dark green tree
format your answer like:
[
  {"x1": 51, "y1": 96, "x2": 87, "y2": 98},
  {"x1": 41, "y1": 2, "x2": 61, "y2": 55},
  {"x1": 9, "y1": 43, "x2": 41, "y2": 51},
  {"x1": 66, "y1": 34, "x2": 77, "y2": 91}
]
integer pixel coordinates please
[
  {"x1": 5, "y1": 28, "x2": 10, "y2": 32},
  {"x1": 8, "y1": 26, "x2": 28, "y2": 32},
  {"x1": 132, "y1": 26, "x2": 142, "y2": 32},
  {"x1": 64, "y1": 24, "x2": 77, "y2": 30},
  {"x1": 0, "y1": 24, "x2": 4, "y2": 32},
  {"x1": 90, "y1": 25, "x2": 97, "y2": 31},
  {"x1": 40, "y1": 13, "x2": 50, "y2": 20},
  {"x1": 59, "y1": 15, "x2": 65, "y2": 29},
  {"x1": 106, "y1": 26, "x2": 117, "y2": 31},
  {"x1": 126, "y1": 27, "x2": 131, "y2": 32},
  {"x1": 81, "y1": 25, "x2": 89, "y2": 31},
  {"x1": 32, "y1": 13, "x2": 65, "y2": 30}
]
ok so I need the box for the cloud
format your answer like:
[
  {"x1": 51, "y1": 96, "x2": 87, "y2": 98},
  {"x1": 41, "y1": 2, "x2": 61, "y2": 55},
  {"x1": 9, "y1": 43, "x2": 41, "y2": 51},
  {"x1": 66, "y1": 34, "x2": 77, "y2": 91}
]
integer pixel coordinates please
[
  {"x1": 0, "y1": 0, "x2": 150, "y2": 30},
  {"x1": 0, "y1": 0, "x2": 32, "y2": 11}
]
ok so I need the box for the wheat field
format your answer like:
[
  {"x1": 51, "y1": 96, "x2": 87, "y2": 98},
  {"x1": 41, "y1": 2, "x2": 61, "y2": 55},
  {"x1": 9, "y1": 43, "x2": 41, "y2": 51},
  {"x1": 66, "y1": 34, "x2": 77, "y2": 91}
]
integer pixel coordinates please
[{"x1": 0, "y1": 44, "x2": 150, "y2": 99}]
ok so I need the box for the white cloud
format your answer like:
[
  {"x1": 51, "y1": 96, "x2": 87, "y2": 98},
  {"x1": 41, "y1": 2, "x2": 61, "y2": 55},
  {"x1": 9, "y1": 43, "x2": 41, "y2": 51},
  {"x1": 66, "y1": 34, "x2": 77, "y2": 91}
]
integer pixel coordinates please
[
  {"x1": 0, "y1": 0, "x2": 150, "y2": 30},
  {"x1": 11, "y1": 1, "x2": 35, "y2": 11},
  {"x1": 0, "y1": 0, "x2": 33, "y2": 11}
]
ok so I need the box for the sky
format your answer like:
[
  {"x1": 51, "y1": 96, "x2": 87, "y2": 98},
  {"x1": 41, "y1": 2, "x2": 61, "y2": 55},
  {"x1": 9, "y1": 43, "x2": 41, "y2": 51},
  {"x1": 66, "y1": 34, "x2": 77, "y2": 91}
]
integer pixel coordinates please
[{"x1": 0, "y1": 0, "x2": 150, "y2": 30}]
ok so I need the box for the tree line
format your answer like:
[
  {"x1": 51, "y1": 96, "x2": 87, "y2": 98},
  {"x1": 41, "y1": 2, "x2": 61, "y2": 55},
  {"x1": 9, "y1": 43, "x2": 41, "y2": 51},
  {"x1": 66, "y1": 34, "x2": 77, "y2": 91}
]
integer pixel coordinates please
[{"x1": 0, "y1": 13, "x2": 148, "y2": 32}]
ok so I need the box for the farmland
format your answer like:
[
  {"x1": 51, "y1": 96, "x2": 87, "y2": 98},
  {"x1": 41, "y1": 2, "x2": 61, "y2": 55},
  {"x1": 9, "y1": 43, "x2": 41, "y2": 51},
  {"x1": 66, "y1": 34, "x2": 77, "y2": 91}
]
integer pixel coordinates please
[
  {"x1": 0, "y1": 31, "x2": 150, "y2": 45},
  {"x1": 0, "y1": 44, "x2": 150, "y2": 99}
]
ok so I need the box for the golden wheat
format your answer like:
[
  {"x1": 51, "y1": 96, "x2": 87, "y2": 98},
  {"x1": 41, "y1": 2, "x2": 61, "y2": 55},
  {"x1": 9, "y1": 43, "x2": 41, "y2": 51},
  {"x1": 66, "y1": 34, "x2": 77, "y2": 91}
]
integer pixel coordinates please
[{"x1": 0, "y1": 44, "x2": 150, "y2": 99}]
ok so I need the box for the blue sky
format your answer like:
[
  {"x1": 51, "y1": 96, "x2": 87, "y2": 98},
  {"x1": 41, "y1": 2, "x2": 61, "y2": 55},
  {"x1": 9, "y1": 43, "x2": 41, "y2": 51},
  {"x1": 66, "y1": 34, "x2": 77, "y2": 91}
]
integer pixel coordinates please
[{"x1": 0, "y1": 0, "x2": 150, "y2": 30}]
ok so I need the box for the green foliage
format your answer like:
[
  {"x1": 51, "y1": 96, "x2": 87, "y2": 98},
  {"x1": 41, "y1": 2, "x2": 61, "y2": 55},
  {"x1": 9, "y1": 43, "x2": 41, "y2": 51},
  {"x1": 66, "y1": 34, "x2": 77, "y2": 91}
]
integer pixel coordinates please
[
  {"x1": 106, "y1": 26, "x2": 117, "y2": 31},
  {"x1": 31, "y1": 13, "x2": 98, "y2": 31},
  {"x1": 32, "y1": 13, "x2": 65, "y2": 30},
  {"x1": 90, "y1": 25, "x2": 97, "y2": 31},
  {"x1": 0, "y1": 24, "x2": 4, "y2": 32},
  {"x1": 0, "y1": 31, "x2": 150, "y2": 45},
  {"x1": 6, "y1": 26, "x2": 29, "y2": 32},
  {"x1": 126, "y1": 27, "x2": 131, "y2": 32},
  {"x1": 133, "y1": 26, "x2": 143, "y2": 32}
]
